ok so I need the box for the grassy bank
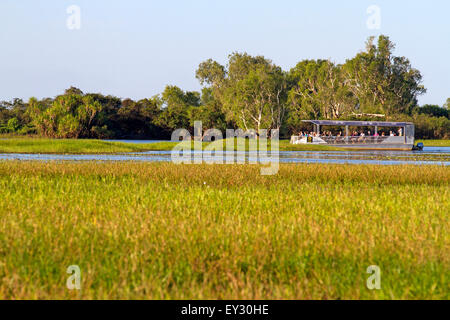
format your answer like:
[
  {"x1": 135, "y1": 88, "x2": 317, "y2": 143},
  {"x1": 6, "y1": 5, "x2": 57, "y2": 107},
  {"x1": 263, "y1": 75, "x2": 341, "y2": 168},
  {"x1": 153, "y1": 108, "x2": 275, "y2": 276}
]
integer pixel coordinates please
[
  {"x1": 0, "y1": 162, "x2": 448, "y2": 299},
  {"x1": 0, "y1": 138, "x2": 343, "y2": 154},
  {"x1": 0, "y1": 138, "x2": 176, "y2": 154},
  {"x1": 416, "y1": 140, "x2": 450, "y2": 147},
  {"x1": 0, "y1": 138, "x2": 448, "y2": 154}
]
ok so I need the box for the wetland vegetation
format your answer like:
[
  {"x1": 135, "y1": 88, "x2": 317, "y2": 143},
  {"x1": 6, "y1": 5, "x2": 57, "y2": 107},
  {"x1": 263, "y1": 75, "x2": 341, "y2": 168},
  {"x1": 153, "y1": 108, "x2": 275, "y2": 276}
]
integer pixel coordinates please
[{"x1": 0, "y1": 162, "x2": 448, "y2": 299}]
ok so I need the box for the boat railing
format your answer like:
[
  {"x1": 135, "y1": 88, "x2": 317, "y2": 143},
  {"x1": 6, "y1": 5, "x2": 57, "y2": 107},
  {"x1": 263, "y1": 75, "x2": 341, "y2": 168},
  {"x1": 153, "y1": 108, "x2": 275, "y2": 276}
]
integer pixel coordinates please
[
  {"x1": 292, "y1": 135, "x2": 407, "y2": 145},
  {"x1": 322, "y1": 136, "x2": 392, "y2": 144}
]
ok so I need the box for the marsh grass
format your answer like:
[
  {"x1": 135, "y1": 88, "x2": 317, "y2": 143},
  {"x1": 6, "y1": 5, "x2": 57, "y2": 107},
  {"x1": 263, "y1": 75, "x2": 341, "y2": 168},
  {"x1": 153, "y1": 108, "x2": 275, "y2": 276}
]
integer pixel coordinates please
[
  {"x1": 0, "y1": 138, "x2": 150, "y2": 154},
  {"x1": 416, "y1": 140, "x2": 450, "y2": 147},
  {"x1": 0, "y1": 161, "x2": 448, "y2": 299},
  {"x1": 0, "y1": 138, "x2": 344, "y2": 154},
  {"x1": 0, "y1": 137, "x2": 449, "y2": 154}
]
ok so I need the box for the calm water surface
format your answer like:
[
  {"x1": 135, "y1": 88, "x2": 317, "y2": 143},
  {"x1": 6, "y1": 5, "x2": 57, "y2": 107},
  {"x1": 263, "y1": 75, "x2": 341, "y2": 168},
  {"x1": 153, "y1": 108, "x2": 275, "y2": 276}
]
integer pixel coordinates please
[
  {"x1": 0, "y1": 140, "x2": 450, "y2": 166},
  {"x1": 0, "y1": 142, "x2": 449, "y2": 166}
]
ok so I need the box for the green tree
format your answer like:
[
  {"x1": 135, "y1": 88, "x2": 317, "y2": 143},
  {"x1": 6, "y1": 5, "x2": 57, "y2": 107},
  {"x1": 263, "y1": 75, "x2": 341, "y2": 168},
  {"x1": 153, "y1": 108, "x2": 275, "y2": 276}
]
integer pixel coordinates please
[
  {"x1": 415, "y1": 104, "x2": 449, "y2": 119},
  {"x1": 188, "y1": 87, "x2": 228, "y2": 132},
  {"x1": 26, "y1": 97, "x2": 52, "y2": 136},
  {"x1": 0, "y1": 101, "x2": 12, "y2": 128},
  {"x1": 26, "y1": 89, "x2": 108, "y2": 138},
  {"x1": 6, "y1": 117, "x2": 20, "y2": 132},
  {"x1": 113, "y1": 97, "x2": 161, "y2": 138},
  {"x1": 155, "y1": 85, "x2": 200, "y2": 133},
  {"x1": 288, "y1": 60, "x2": 355, "y2": 121},
  {"x1": 343, "y1": 35, "x2": 426, "y2": 115},
  {"x1": 196, "y1": 59, "x2": 226, "y2": 88},
  {"x1": 197, "y1": 52, "x2": 288, "y2": 135},
  {"x1": 76, "y1": 96, "x2": 105, "y2": 137},
  {"x1": 445, "y1": 98, "x2": 450, "y2": 110},
  {"x1": 64, "y1": 86, "x2": 84, "y2": 96}
]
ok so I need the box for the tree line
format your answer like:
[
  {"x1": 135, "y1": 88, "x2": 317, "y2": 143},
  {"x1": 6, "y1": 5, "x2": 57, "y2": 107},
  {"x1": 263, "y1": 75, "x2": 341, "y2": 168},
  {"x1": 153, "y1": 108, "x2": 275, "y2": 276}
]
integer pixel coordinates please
[{"x1": 1, "y1": 35, "x2": 449, "y2": 139}]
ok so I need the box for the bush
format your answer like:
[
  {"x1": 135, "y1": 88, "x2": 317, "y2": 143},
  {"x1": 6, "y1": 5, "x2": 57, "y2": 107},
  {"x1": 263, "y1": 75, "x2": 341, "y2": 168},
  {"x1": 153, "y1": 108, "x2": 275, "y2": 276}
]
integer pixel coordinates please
[
  {"x1": 18, "y1": 126, "x2": 37, "y2": 135},
  {"x1": 6, "y1": 118, "x2": 20, "y2": 132},
  {"x1": 414, "y1": 115, "x2": 450, "y2": 139},
  {"x1": 90, "y1": 125, "x2": 113, "y2": 139},
  {"x1": 415, "y1": 105, "x2": 449, "y2": 119},
  {"x1": 390, "y1": 114, "x2": 450, "y2": 139}
]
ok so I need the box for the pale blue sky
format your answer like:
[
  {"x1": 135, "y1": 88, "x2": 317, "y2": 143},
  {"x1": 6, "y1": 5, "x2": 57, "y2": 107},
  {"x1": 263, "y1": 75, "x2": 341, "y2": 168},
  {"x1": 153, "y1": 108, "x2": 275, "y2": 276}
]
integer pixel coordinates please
[{"x1": 0, "y1": 0, "x2": 449, "y2": 105}]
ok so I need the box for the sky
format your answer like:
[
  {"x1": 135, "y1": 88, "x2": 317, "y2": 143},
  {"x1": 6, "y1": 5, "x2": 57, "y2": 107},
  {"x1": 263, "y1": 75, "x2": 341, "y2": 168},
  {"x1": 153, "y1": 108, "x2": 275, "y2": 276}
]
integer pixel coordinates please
[{"x1": 0, "y1": 0, "x2": 449, "y2": 105}]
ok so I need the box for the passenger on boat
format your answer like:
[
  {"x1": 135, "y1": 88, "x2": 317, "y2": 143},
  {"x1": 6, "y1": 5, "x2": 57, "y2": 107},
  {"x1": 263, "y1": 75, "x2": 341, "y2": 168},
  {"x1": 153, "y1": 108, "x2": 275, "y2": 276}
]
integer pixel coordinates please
[
  {"x1": 335, "y1": 131, "x2": 343, "y2": 144},
  {"x1": 358, "y1": 131, "x2": 365, "y2": 142}
]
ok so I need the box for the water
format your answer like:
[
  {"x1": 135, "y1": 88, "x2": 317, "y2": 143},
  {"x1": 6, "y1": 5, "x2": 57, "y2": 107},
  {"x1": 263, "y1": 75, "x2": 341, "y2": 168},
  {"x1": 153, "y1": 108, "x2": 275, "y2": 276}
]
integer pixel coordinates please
[{"x1": 0, "y1": 146, "x2": 449, "y2": 165}]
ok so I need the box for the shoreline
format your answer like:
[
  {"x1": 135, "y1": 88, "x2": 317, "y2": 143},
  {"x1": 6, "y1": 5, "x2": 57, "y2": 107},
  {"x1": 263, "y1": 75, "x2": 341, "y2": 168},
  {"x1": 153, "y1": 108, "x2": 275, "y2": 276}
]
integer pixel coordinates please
[{"x1": 0, "y1": 138, "x2": 449, "y2": 154}]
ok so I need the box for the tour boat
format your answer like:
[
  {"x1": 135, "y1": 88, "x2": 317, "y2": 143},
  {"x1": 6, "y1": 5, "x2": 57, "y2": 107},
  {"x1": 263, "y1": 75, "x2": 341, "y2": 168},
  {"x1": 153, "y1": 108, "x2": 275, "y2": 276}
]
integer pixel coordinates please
[{"x1": 290, "y1": 120, "x2": 422, "y2": 151}]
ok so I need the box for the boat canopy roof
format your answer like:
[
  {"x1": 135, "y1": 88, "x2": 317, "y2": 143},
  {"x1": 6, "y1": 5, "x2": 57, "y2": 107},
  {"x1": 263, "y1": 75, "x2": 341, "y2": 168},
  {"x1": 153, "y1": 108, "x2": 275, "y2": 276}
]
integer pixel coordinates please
[{"x1": 301, "y1": 120, "x2": 414, "y2": 127}]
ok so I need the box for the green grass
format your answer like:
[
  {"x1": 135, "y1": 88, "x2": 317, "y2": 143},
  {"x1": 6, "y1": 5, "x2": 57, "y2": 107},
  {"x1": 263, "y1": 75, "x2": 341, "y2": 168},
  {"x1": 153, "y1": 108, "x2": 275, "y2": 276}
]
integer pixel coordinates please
[
  {"x1": 0, "y1": 137, "x2": 448, "y2": 154},
  {"x1": 0, "y1": 162, "x2": 448, "y2": 299},
  {"x1": 416, "y1": 140, "x2": 450, "y2": 147},
  {"x1": 0, "y1": 138, "x2": 175, "y2": 154},
  {"x1": 0, "y1": 138, "x2": 343, "y2": 154}
]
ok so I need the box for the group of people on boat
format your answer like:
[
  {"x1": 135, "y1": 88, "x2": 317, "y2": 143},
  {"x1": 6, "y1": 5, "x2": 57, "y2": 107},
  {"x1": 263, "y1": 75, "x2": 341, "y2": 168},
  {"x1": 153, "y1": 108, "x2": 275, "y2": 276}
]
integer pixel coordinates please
[
  {"x1": 297, "y1": 128, "x2": 403, "y2": 138},
  {"x1": 295, "y1": 128, "x2": 403, "y2": 144},
  {"x1": 292, "y1": 120, "x2": 414, "y2": 149}
]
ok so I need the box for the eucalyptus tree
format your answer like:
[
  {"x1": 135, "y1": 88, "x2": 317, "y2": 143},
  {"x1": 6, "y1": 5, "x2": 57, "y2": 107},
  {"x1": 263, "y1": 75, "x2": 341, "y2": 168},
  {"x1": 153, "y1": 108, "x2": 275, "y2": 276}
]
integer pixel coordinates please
[
  {"x1": 343, "y1": 35, "x2": 426, "y2": 115},
  {"x1": 196, "y1": 52, "x2": 288, "y2": 136},
  {"x1": 287, "y1": 59, "x2": 355, "y2": 121}
]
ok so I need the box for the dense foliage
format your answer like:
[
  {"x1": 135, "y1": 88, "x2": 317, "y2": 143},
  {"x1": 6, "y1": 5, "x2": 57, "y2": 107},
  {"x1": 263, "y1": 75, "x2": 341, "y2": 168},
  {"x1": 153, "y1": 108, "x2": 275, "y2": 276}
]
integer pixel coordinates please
[{"x1": 1, "y1": 35, "x2": 449, "y2": 139}]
